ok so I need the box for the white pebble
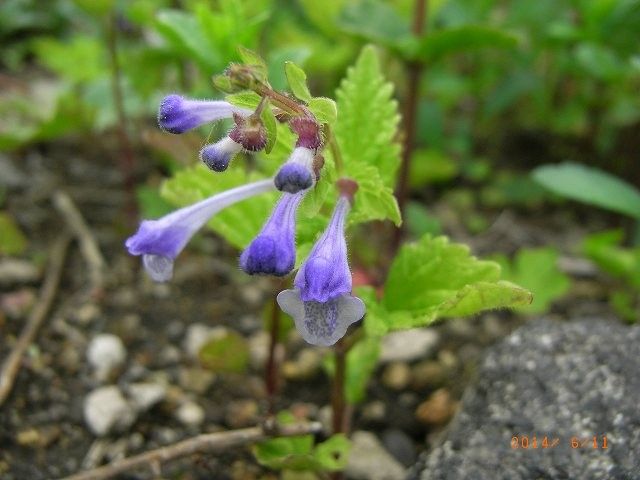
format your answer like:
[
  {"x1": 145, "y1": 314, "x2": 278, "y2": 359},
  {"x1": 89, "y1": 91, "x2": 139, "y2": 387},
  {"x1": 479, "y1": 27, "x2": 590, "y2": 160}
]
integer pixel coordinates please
[
  {"x1": 84, "y1": 386, "x2": 136, "y2": 436},
  {"x1": 175, "y1": 401, "x2": 205, "y2": 427},
  {"x1": 87, "y1": 334, "x2": 126, "y2": 381}
]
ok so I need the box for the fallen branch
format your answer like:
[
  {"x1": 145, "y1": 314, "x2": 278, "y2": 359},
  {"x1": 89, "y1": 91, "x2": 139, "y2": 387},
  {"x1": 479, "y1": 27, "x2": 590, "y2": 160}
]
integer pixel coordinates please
[
  {"x1": 60, "y1": 421, "x2": 323, "y2": 480},
  {"x1": 0, "y1": 233, "x2": 71, "y2": 407},
  {"x1": 53, "y1": 190, "x2": 106, "y2": 296}
]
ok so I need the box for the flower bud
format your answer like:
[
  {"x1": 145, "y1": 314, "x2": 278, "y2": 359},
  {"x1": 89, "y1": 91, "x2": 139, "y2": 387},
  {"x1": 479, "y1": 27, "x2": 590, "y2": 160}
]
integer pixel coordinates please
[
  {"x1": 274, "y1": 147, "x2": 315, "y2": 193},
  {"x1": 229, "y1": 113, "x2": 267, "y2": 152},
  {"x1": 200, "y1": 137, "x2": 243, "y2": 172}
]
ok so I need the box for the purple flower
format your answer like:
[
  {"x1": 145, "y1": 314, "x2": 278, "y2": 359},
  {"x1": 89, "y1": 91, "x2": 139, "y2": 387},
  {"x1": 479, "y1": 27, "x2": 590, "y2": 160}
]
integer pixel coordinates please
[
  {"x1": 276, "y1": 196, "x2": 365, "y2": 346},
  {"x1": 126, "y1": 179, "x2": 275, "y2": 282},
  {"x1": 200, "y1": 137, "x2": 243, "y2": 172},
  {"x1": 158, "y1": 95, "x2": 250, "y2": 134},
  {"x1": 240, "y1": 191, "x2": 305, "y2": 276},
  {"x1": 274, "y1": 147, "x2": 315, "y2": 193}
]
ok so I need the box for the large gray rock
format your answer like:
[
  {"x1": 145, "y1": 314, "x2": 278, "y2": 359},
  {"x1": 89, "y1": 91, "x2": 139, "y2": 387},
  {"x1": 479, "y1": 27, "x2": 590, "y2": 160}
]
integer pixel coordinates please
[{"x1": 410, "y1": 318, "x2": 640, "y2": 480}]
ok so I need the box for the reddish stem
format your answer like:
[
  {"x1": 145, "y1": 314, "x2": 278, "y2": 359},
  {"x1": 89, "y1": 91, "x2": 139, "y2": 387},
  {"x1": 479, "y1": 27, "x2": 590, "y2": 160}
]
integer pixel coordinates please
[{"x1": 265, "y1": 294, "x2": 281, "y2": 416}]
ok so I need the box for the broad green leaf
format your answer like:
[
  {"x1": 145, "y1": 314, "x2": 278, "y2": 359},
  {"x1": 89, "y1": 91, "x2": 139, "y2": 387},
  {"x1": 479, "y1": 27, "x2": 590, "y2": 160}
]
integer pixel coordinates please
[
  {"x1": 582, "y1": 230, "x2": 640, "y2": 287},
  {"x1": 226, "y1": 90, "x2": 262, "y2": 109},
  {"x1": 308, "y1": 97, "x2": 337, "y2": 125},
  {"x1": 198, "y1": 330, "x2": 249, "y2": 373},
  {"x1": 285, "y1": 61, "x2": 313, "y2": 103},
  {"x1": 0, "y1": 212, "x2": 27, "y2": 255},
  {"x1": 372, "y1": 235, "x2": 532, "y2": 333},
  {"x1": 492, "y1": 248, "x2": 571, "y2": 314},
  {"x1": 336, "y1": 45, "x2": 401, "y2": 186},
  {"x1": 161, "y1": 165, "x2": 277, "y2": 250},
  {"x1": 404, "y1": 25, "x2": 519, "y2": 62},
  {"x1": 311, "y1": 434, "x2": 351, "y2": 471},
  {"x1": 532, "y1": 162, "x2": 640, "y2": 220}
]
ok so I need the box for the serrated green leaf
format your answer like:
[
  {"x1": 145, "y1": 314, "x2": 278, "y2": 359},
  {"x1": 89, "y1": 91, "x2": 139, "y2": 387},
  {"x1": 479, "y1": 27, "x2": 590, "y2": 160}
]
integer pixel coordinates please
[
  {"x1": 324, "y1": 338, "x2": 380, "y2": 404},
  {"x1": 161, "y1": 165, "x2": 277, "y2": 249},
  {"x1": 198, "y1": 330, "x2": 249, "y2": 373},
  {"x1": 404, "y1": 25, "x2": 519, "y2": 62},
  {"x1": 532, "y1": 162, "x2": 640, "y2": 220},
  {"x1": 368, "y1": 235, "x2": 533, "y2": 333},
  {"x1": 496, "y1": 248, "x2": 571, "y2": 314},
  {"x1": 285, "y1": 61, "x2": 312, "y2": 103},
  {"x1": 308, "y1": 97, "x2": 337, "y2": 125},
  {"x1": 336, "y1": 45, "x2": 401, "y2": 186}
]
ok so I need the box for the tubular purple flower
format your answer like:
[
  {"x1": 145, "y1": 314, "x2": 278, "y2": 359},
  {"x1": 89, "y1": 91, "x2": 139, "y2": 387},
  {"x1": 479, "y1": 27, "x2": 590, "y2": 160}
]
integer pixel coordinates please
[
  {"x1": 158, "y1": 94, "x2": 250, "y2": 134},
  {"x1": 277, "y1": 195, "x2": 365, "y2": 346},
  {"x1": 200, "y1": 137, "x2": 243, "y2": 172},
  {"x1": 239, "y1": 191, "x2": 305, "y2": 276},
  {"x1": 274, "y1": 147, "x2": 315, "y2": 193},
  {"x1": 125, "y1": 179, "x2": 275, "y2": 282}
]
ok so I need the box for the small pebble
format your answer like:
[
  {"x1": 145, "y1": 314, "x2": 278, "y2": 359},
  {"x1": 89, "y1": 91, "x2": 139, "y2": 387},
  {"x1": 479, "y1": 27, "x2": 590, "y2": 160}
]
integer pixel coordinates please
[
  {"x1": 248, "y1": 331, "x2": 270, "y2": 370},
  {"x1": 415, "y1": 388, "x2": 457, "y2": 426},
  {"x1": 346, "y1": 431, "x2": 405, "y2": 480},
  {"x1": 86, "y1": 334, "x2": 126, "y2": 382},
  {"x1": 411, "y1": 360, "x2": 447, "y2": 390},
  {"x1": 127, "y1": 382, "x2": 166, "y2": 412},
  {"x1": 178, "y1": 367, "x2": 216, "y2": 394},
  {"x1": 380, "y1": 329, "x2": 439, "y2": 363},
  {"x1": 225, "y1": 399, "x2": 259, "y2": 429},
  {"x1": 282, "y1": 349, "x2": 322, "y2": 380},
  {"x1": 382, "y1": 362, "x2": 411, "y2": 390},
  {"x1": 381, "y1": 429, "x2": 417, "y2": 467},
  {"x1": 84, "y1": 386, "x2": 137, "y2": 436},
  {"x1": 176, "y1": 401, "x2": 205, "y2": 427}
]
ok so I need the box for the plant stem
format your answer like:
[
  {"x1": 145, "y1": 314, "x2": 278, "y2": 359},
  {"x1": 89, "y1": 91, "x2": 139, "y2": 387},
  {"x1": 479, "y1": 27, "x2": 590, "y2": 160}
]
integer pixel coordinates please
[
  {"x1": 326, "y1": 125, "x2": 345, "y2": 176},
  {"x1": 393, "y1": 0, "x2": 429, "y2": 250},
  {"x1": 330, "y1": 338, "x2": 348, "y2": 480},
  {"x1": 256, "y1": 84, "x2": 307, "y2": 116},
  {"x1": 107, "y1": 11, "x2": 137, "y2": 225},
  {"x1": 265, "y1": 294, "x2": 281, "y2": 416}
]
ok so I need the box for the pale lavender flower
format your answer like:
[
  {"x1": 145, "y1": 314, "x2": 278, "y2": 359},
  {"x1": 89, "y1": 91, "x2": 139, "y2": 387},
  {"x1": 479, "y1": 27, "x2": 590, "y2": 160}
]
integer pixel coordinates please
[
  {"x1": 157, "y1": 94, "x2": 250, "y2": 134},
  {"x1": 274, "y1": 147, "x2": 315, "y2": 193},
  {"x1": 277, "y1": 196, "x2": 365, "y2": 346},
  {"x1": 239, "y1": 191, "x2": 305, "y2": 276},
  {"x1": 126, "y1": 179, "x2": 275, "y2": 282},
  {"x1": 200, "y1": 137, "x2": 243, "y2": 172}
]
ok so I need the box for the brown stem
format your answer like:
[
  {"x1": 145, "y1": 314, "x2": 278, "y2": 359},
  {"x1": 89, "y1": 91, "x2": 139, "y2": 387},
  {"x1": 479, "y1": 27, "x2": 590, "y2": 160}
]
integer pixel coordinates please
[
  {"x1": 265, "y1": 294, "x2": 281, "y2": 415},
  {"x1": 331, "y1": 339, "x2": 347, "y2": 435},
  {"x1": 256, "y1": 84, "x2": 307, "y2": 116},
  {"x1": 60, "y1": 422, "x2": 323, "y2": 480},
  {"x1": 107, "y1": 12, "x2": 137, "y2": 225},
  {"x1": 393, "y1": 0, "x2": 429, "y2": 251}
]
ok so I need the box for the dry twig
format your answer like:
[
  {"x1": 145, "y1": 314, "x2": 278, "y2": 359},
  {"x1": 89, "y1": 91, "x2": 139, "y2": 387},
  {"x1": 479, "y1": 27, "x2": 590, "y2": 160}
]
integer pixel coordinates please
[
  {"x1": 53, "y1": 190, "x2": 106, "y2": 296},
  {"x1": 60, "y1": 421, "x2": 323, "y2": 480},
  {"x1": 0, "y1": 233, "x2": 71, "y2": 407}
]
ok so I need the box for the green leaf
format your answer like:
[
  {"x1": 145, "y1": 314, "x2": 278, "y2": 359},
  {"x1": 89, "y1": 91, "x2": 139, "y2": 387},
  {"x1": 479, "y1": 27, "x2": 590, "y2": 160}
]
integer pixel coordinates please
[
  {"x1": 198, "y1": 330, "x2": 249, "y2": 373},
  {"x1": 493, "y1": 248, "x2": 571, "y2": 314},
  {"x1": 336, "y1": 45, "x2": 401, "y2": 185},
  {"x1": 405, "y1": 25, "x2": 519, "y2": 62},
  {"x1": 370, "y1": 235, "x2": 532, "y2": 333},
  {"x1": 582, "y1": 230, "x2": 640, "y2": 287},
  {"x1": 253, "y1": 413, "x2": 350, "y2": 472},
  {"x1": 0, "y1": 212, "x2": 27, "y2": 255},
  {"x1": 238, "y1": 46, "x2": 267, "y2": 71},
  {"x1": 338, "y1": 0, "x2": 411, "y2": 49},
  {"x1": 261, "y1": 102, "x2": 278, "y2": 154},
  {"x1": 285, "y1": 61, "x2": 313, "y2": 103},
  {"x1": 226, "y1": 90, "x2": 262, "y2": 109},
  {"x1": 335, "y1": 45, "x2": 402, "y2": 225},
  {"x1": 161, "y1": 165, "x2": 277, "y2": 250},
  {"x1": 532, "y1": 162, "x2": 640, "y2": 220},
  {"x1": 324, "y1": 338, "x2": 380, "y2": 404},
  {"x1": 308, "y1": 97, "x2": 337, "y2": 125}
]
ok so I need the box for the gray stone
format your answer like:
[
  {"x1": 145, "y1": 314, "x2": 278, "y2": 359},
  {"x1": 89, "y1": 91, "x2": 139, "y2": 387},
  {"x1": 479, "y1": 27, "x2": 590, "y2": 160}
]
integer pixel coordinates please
[
  {"x1": 126, "y1": 382, "x2": 166, "y2": 412},
  {"x1": 175, "y1": 401, "x2": 205, "y2": 427},
  {"x1": 346, "y1": 431, "x2": 406, "y2": 480},
  {"x1": 380, "y1": 329, "x2": 439, "y2": 363},
  {"x1": 409, "y1": 318, "x2": 640, "y2": 480},
  {"x1": 86, "y1": 334, "x2": 126, "y2": 382},
  {"x1": 84, "y1": 386, "x2": 136, "y2": 436}
]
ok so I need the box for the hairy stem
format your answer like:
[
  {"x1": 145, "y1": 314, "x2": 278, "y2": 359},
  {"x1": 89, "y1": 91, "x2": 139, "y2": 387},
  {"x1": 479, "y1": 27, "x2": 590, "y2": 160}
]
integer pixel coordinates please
[
  {"x1": 331, "y1": 338, "x2": 347, "y2": 436},
  {"x1": 326, "y1": 125, "x2": 345, "y2": 176},
  {"x1": 107, "y1": 12, "x2": 137, "y2": 224},
  {"x1": 393, "y1": 0, "x2": 429, "y2": 250}
]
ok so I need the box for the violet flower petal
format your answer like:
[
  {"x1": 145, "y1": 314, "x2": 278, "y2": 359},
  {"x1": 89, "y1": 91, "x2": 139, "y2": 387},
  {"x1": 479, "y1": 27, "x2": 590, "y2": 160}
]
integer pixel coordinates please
[
  {"x1": 274, "y1": 147, "x2": 315, "y2": 193},
  {"x1": 158, "y1": 95, "x2": 250, "y2": 134}
]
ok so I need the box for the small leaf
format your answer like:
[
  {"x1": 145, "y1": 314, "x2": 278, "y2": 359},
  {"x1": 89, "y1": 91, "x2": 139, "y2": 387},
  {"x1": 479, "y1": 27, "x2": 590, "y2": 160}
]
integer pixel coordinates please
[
  {"x1": 312, "y1": 434, "x2": 351, "y2": 471},
  {"x1": 238, "y1": 46, "x2": 267, "y2": 70},
  {"x1": 532, "y1": 162, "x2": 640, "y2": 220},
  {"x1": 0, "y1": 212, "x2": 27, "y2": 255},
  {"x1": 226, "y1": 90, "x2": 262, "y2": 109},
  {"x1": 284, "y1": 61, "x2": 312, "y2": 103},
  {"x1": 213, "y1": 74, "x2": 236, "y2": 93},
  {"x1": 308, "y1": 97, "x2": 337, "y2": 125},
  {"x1": 496, "y1": 248, "x2": 571, "y2": 314},
  {"x1": 261, "y1": 102, "x2": 278, "y2": 154},
  {"x1": 198, "y1": 330, "x2": 249, "y2": 373}
]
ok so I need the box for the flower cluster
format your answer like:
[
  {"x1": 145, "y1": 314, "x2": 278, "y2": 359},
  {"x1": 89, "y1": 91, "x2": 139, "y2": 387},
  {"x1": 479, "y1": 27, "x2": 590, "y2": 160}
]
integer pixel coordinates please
[{"x1": 126, "y1": 92, "x2": 365, "y2": 345}]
